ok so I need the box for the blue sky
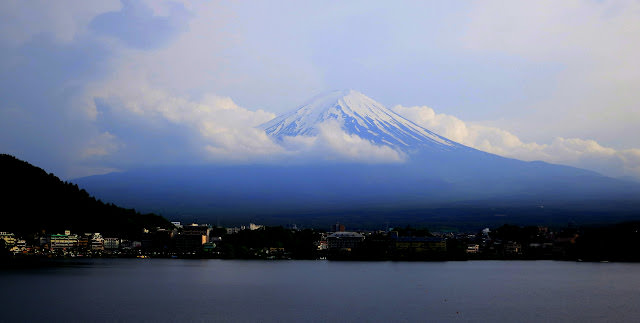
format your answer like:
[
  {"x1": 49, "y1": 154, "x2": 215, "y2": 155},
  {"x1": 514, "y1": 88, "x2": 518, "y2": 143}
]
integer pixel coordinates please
[{"x1": 1, "y1": 0, "x2": 639, "y2": 179}]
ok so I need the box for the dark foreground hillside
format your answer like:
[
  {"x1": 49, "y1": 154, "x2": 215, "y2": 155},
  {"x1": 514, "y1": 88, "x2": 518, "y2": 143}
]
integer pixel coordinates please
[{"x1": 0, "y1": 154, "x2": 171, "y2": 237}]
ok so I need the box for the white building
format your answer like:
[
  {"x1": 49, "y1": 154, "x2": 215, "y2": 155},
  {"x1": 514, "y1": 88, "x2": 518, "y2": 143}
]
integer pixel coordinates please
[{"x1": 91, "y1": 233, "x2": 104, "y2": 251}]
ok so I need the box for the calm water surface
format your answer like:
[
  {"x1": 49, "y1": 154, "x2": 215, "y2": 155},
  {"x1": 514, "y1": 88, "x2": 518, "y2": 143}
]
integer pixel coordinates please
[{"x1": 1, "y1": 259, "x2": 639, "y2": 322}]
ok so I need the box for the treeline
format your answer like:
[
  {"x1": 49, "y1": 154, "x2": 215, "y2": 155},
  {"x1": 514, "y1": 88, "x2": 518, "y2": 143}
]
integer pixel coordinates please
[
  {"x1": 464, "y1": 223, "x2": 640, "y2": 262},
  {"x1": 217, "y1": 227, "x2": 321, "y2": 259},
  {"x1": 205, "y1": 223, "x2": 640, "y2": 262},
  {"x1": 0, "y1": 154, "x2": 172, "y2": 238},
  {"x1": 569, "y1": 222, "x2": 640, "y2": 261}
]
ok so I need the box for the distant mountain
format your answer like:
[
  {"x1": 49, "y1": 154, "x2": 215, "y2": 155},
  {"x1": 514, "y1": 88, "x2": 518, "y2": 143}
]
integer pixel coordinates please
[
  {"x1": 74, "y1": 91, "x2": 640, "y2": 227},
  {"x1": 0, "y1": 154, "x2": 172, "y2": 236}
]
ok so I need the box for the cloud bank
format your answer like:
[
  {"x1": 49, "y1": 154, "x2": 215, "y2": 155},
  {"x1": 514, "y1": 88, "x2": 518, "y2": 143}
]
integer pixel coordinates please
[{"x1": 392, "y1": 105, "x2": 640, "y2": 180}]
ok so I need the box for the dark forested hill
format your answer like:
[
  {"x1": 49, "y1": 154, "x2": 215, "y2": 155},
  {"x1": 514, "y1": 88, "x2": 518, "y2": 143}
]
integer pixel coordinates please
[{"x1": 0, "y1": 154, "x2": 171, "y2": 236}]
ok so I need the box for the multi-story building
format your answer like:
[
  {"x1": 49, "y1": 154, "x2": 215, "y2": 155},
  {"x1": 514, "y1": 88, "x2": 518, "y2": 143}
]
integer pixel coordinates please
[
  {"x1": 78, "y1": 234, "x2": 91, "y2": 251},
  {"x1": 176, "y1": 224, "x2": 211, "y2": 251},
  {"x1": 16, "y1": 239, "x2": 26, "y2": 249},
  {"x1": 0, "y1": 232, "x2": 16, "y2": 247},
  {"x1": 120, "y1": 240, "x2": 142, "y2": 249},
  {"x1": 50, "y1": 231, "x2": 79, "y2": 250},
  {"x1": 91, "y1": 233, "x2": 104, "y2": 251},
  {"x1": 182, "y1": 224, "x2": 211, "y2": 240},
  {"x1": 104, "y1": 238, "x2": 120, "y2": 250}
]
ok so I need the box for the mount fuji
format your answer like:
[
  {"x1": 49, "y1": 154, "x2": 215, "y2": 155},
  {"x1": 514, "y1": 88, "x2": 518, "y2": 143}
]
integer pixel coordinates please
[
  {"x1": 262, "y1": 90, "x2": 460, "y2": 150},
  {"x1": 74, "y1": 90, "x2": 640, "y2": 228}
]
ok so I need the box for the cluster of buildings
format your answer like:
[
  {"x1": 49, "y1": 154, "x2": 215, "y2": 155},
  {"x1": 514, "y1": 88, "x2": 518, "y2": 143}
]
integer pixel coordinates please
[
  {"x1": 315, "y1": 225, "x2": 448, "y2": 259},
  {"x1": 1, "y1": 230, "x2": 145, "y2": 256},
  {"x1": 454, "y1": 226, "x2": 580, "y2": 258},
  {"x1": 318, "y1": 231, "x2": 448, "y2": 253},
  {"x1": 314, "y1": 224, "x2": 584, "y2": 260},
  {"x1": 0, "y1": 222, "x2": 267, "y2": 257},
  {"x1": 1, "y1": 222, "x2": 585, "y2": 260}
]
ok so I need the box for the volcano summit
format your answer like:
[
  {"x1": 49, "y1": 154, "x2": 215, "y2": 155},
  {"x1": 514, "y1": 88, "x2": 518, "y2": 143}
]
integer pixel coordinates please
[{"x1": 262, "y1": 90, "x2": 460, "y2": 150}]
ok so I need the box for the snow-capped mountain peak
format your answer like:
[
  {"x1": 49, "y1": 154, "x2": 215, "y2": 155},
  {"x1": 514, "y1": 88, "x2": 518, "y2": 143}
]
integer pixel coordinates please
[{"x1": 260, "y1": 90, "x2": 459, "y2": 149}]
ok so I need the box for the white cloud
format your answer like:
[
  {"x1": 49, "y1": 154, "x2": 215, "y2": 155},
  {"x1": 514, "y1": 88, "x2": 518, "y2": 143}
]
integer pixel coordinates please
[
  {"x1": 316, "y1": 121, "x2": 405, "y2": 163},
  {"x1": 84, "y1": 76, "x2": 285, "y2": 163},
  {"x1": 392, "y1": 104, "x2": 640, "y2": 179},
  {"x1": 280, "y1": 120, "x2": 406, "y2": 164}
]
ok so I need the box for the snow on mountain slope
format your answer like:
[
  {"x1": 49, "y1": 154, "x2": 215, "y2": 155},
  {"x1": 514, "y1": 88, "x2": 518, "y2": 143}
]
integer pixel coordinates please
[{"x1": 260, "y1": 90, "x2": 462, "y2": 150}]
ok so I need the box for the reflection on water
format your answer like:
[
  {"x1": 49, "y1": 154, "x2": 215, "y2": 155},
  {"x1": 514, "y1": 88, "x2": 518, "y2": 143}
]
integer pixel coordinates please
[{"x1": 1, "y1": 259, "x2": 639, "y2": 322}]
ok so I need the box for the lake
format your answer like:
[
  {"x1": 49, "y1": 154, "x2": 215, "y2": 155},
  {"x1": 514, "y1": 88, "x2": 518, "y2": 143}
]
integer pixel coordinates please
[{"x1": 1, "y1": 259, "x2": 639, "y2": 322}]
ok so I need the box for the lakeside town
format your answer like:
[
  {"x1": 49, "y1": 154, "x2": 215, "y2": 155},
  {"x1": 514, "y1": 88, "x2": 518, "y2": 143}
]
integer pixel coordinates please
[
  {"x1": 3, "y1": 220, "x2": 639, "y2": 262},
  {"x1": 3, "y1": 155, "x2": 639, "y2": 264}
]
